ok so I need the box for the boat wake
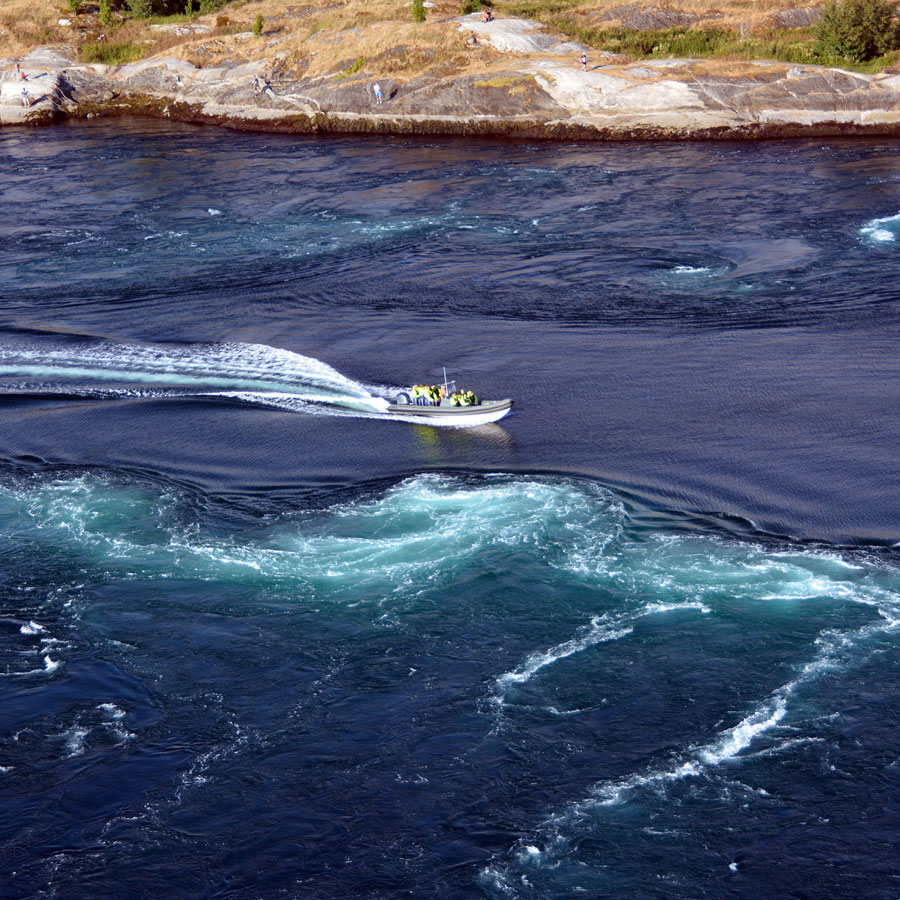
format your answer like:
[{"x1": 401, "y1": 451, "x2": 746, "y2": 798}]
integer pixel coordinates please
[{"x1": 0, "y1": 340, "x2": 397, "y2": 421}]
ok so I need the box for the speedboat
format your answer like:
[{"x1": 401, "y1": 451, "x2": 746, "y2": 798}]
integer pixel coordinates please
[
  {"x1": 387, "y1": 396, "x2": 513, "y2": 426},
  {"x1": 387, "y1": 370, "x2": 513, "y2": 426}
]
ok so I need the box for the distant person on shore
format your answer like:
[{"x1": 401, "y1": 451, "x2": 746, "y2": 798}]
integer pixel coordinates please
[
  {"x1": 580, "y1": 52, "x2": 587, "y2": 70},
  {"x1": 21, "y1": 87, "x2": 29, "y2": 107},
  {"x1": 373, "y1": 82, "x2": 383, "y2": 104},
  {"x1": 481, "y1": 9, "x2": 493, "y2": 22}
]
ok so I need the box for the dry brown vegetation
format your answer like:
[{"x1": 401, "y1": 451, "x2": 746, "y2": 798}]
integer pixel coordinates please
[
  {"x1": 3, "y1": 0, "x2": 889, "y2": 79},
  {"x1": 1, "y1": 0, "x2": 509, "y2": 79},
  {"x1": 0, "y1": 0, "x2": 69, "y2": 57}
]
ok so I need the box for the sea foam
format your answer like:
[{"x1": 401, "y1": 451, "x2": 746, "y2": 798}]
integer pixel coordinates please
[
  {"x1": 494, "y1": 601, "x2": 710, "y2": 700},
  {"x1": 484, "y1": 606, "x2": 900, "y2": 894},
  {"x1": 0, "y1": 340, "x2": 391, "y2": 419},
  {"x1": 860, "y1": 211, "x2": 900, "y2": 243}
]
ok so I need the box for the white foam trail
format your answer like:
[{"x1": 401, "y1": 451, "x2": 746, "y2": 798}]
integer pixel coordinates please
[
  {"x1": 486, "y1": 607, "x2": 900, "y2": 893},
  {"x1": 211, "y1": 390, "x2": 390, "y2": 416},
  {"x1": 42, "y1": 655, "x2": 62, "y2": 674},
  {"x1": 591, "y1": 611, "x2": 900, "y2": 804},
  {"x1": 697, "y1": 696, "x2": 787, "y2": 766},
  {"x1": 566, "y1": 533, "x2": 897, "y2": 613},
  {"x1": 3, "y1": 653, "x2": 65, "y2": 677},
  {"x1": 95, "y1": 704, "x2": 134, "y2": 744},
  {"x1": 494, "y1": 601, "x2": 710, "y2": 698},
  {"x1": 20, "y1": 620, "x2": 45, "y2": 635},
  {"x1": 860, "y1": 211, "x2": 900, "y2": 243},
  {"x1": 0, "y1": 340, "x2": 392, "y2": 417},
  {"x1": 0, "y1": 340, "x2": 518, "y2": 426},
  {"x1": 63, "y1": 727, "x2": 89, "y2": 757},
  {"x1": 497, "y1": 624, "x2": 635, "y2": 689},
  {"x1": 478, "y1": 866, "x2": 519, "y2": 897}
]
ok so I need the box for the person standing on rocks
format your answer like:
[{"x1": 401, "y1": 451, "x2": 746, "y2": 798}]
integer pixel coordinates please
[
  {"x1": 21, "y1": 87, "x2": 29, "y2": 107},
  {"x1": 373, "y1": 82, "x2": 383, "y2": 104},
  {"x1": 580, "y1": 52, "x2": 587, "y2": 70}
]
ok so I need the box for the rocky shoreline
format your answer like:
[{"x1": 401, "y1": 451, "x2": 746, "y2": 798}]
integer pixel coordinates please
[{"x1": 5, "y1": 14, "x2": 900, "y2": 141}]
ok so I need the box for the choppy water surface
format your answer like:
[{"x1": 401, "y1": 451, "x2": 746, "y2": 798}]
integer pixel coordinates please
[{"x1": 3, "y1": 121, "x2": 900, "y2": 899}]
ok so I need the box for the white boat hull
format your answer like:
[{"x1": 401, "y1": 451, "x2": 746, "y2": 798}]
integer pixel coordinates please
[{"x1": 387, "y1": 398, "x2": 512, "y2": 427}]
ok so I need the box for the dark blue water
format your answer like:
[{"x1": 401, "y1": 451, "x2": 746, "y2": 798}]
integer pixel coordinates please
[{"x1": 3, "y1": 120, "x2": 900, "y2": 899}]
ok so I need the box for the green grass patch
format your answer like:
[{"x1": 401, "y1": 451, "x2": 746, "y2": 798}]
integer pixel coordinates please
[
  {"x1": 544, "y1": 15, "x2": 898, "y2": 71},
  {"x1": 500, "y1": 0, "x2": 583, "y2": 16},
  {"x1": 336, "y1": 56, "x2": 367, "y2": 78},
  {"x1": 147, "y1": 12, "x2": 197, "y2": 23},
  {"x1": 79, "y1": 40, "x2": 145, "y2": 65},
  {"x1": 476, "y1": 75, "x2": 519, "y2": 86}
]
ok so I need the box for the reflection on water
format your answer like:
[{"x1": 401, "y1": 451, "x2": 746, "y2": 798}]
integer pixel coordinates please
[{"x1": 410, "y1": 422, "x2": 517, "y2": 465}]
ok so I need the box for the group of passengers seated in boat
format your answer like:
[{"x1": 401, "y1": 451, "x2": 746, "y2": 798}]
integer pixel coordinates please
[
  {"x1": 451, "y1": 390, "x2": 479, "y2": 407},
  {"x1": 411, "y1": 384, "x2": 480, "y2": 407}
]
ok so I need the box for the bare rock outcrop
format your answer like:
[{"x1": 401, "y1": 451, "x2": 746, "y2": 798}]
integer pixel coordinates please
[
  {"x1": 592, "y1": 5, "x2": 710, "y2": 30},
  {"x1": 457, "y1": 13, "x2": 586, "y2": 54},
  {"x1": 767, "y1": 6, "x2": 823, "y2": 28},
  {"x1": 6, "y1": 23, "x2": 900, "y2": 140}
]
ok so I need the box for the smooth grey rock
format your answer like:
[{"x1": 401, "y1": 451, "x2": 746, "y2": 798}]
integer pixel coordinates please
[
  {"x1": 6, "y1": 21, "x2": 900, "y2": 140},
  {"x1": 150, "y1": 23, "x2": 211, "y2": 35},
  {"x1": 457, "y1": 14, "x2": 572, "y2": 54},
  {"x1": 768, "y1": 6, "x2": 822, "y2": 28},
  {"x1": 594, "y1": 4, "x2": 702, "y2": 29}
]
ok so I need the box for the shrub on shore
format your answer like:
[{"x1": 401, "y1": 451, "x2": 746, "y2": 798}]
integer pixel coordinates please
[
  {"x1": 501, "y1": 1, "x2": 899, "y2": 72},
  {"x1": 815, "y1": 0, "x2": 900, "y2": 61},
  {"x1": 126, "y1": 0, "x2": 225, "y2": 16},
  {"x1": 412, "y1": 0, "x2": 426, "y2": 24}
]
